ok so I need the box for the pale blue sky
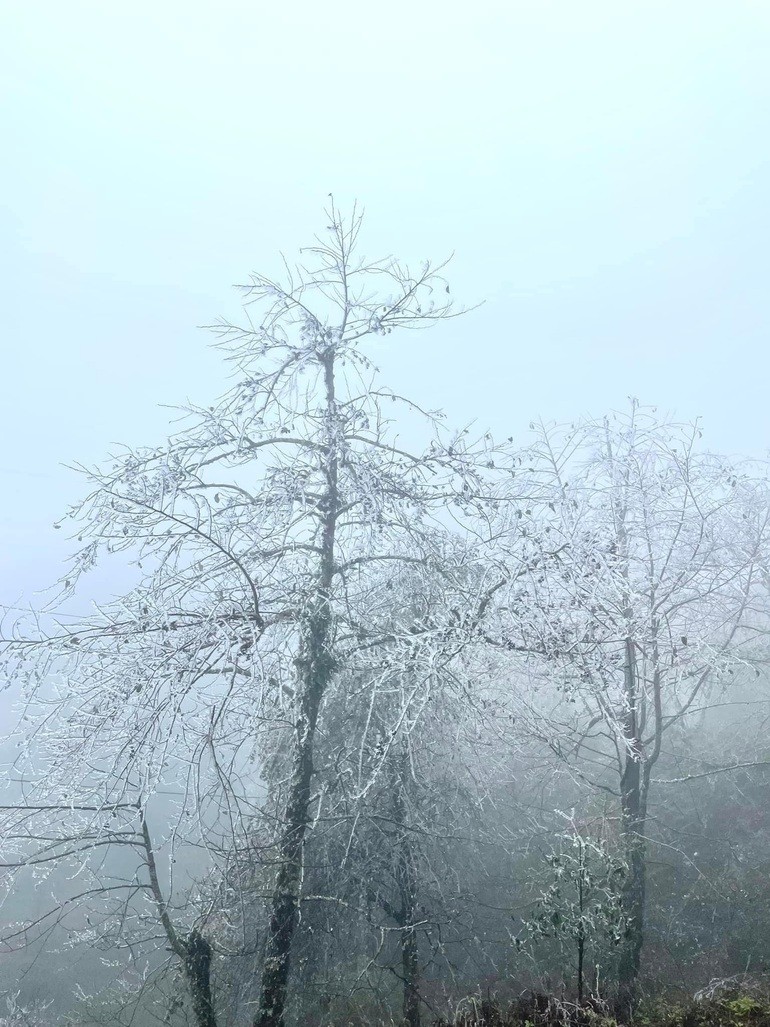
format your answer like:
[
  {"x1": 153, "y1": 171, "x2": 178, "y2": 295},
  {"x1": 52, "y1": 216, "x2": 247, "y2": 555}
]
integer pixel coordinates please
[{"x1": 2, "y1": 1, "x2": 770, "y2": 603}]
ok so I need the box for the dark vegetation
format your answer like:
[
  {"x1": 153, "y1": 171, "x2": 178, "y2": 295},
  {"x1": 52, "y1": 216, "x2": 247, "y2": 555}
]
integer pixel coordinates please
[{"x1": 436, "y1": 992, "x2": 770, "y2": 1027}]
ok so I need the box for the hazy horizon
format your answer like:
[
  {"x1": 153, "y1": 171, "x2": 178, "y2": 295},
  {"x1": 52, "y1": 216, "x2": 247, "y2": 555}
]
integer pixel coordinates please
[{"x1": 4, "y1": 1, "x2": 770, "y2": 604}]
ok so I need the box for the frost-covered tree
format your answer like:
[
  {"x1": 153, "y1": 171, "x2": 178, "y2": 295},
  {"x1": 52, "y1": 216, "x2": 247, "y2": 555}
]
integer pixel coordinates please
[
  {"x1": 526, "y1": 819, "x2": 627, "y2": 1002},
  {"x1": 300, "y1": 664, "x2": 490, "y2": 1027},
  {"x1": 486, "y1": 405, "x2": 770, "y2": 1014},
  {"x1": 0, "y1": 994, "x2": 53, "y2": 1027},
  {"x1": 0, "y1": 206, "x2": 513, "y2": 1027},
  {"x1": 215, "y1": 558, "x2": 509, "y2": 1027}
]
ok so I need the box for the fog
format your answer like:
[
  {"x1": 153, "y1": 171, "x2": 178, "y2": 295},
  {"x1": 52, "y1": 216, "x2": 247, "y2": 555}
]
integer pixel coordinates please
[{"x1": 3, "y1": 4, "x2": 770, "y2": 1026}]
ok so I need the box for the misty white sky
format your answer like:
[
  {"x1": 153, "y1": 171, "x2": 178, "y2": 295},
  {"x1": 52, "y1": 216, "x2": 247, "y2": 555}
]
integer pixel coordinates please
[{"x1": 2, "y1": 1, "x2": 770, "y2": 607}]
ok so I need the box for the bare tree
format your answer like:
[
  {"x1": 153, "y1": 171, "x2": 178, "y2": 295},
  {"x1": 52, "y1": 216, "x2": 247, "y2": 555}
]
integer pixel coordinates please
[
  {"x1": 1, "y1": 206, "x2": 512, "y2": 1027},
  {"x1": 485, "y1": 404, "x2": 770, "y2": 1013},
  {"x1": 225, "y1": 557, "x2": 512, "y2": 1027}
]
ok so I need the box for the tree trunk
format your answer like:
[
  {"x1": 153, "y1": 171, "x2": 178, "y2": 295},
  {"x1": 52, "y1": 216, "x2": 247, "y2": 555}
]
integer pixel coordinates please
[
  {"x1": 185, "y1": 929, "x2": 217, "y2": 1027},
  {"x1": 254, "y1": 351, "x2": 339, "y2": 1027},
  {"x1": 615, "y1": 638, "x2": 648, "y2": 1020},
  {"x1": 616, "y1": 750, "x2": 647, "y2": 1019},
  {"x1": 399, "y1": 845, "x2": 420, "y2": 1027},
  {"x1": 394, "y1": 752, "x2": 421, "y2": 1027},
  {"x1": 141, "y1": 816, "x2": 217, "y2": 1027},
  {"x1": 253, "y1": 629, "x2": 332, "y2": 1027},
  {"x1": 577, "y1": 842, "x2": 585, "y2": 1004}
]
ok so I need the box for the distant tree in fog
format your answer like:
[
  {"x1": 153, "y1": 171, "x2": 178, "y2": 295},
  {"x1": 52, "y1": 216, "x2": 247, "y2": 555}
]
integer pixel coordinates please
[{"x1": 485, "y1": 405, "x2": 770, "y2": 1013}]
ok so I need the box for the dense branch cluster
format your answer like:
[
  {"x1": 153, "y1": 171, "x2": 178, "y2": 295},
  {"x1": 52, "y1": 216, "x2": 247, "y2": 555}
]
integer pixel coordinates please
[{"x1": 2, "y1": 210, "x2": 770, "y2": 1027}]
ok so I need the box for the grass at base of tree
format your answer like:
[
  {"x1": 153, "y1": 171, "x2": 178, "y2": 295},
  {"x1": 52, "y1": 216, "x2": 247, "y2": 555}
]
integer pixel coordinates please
[{"x1": 429, "y1": 992, "x2": 770, "y2": 1027}]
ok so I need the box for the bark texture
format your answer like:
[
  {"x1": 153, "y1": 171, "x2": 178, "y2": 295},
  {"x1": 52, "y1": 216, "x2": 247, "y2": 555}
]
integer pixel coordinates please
[{"x1": 185, "y1": 929, "x2": 217, "y2": 1027}]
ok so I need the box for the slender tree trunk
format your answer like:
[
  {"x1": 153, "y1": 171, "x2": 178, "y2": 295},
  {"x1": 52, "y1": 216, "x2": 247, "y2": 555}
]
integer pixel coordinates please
[
  {"x1": 394, "y1": 751, "x2": 421, "y2": 1027},
  {"x1": 616, "y1": 639, "x2": 648, "y2": 1019},
  {"x1": 577, "y1": 842, "x2": 585, "y2": 1004},
  {"x1": 141, "y1": 816, "x2": 218, "y2": 1027},
  {"x1": 617, "y1": 770, "x2": 647, "y2": 1018},
  {"x1": 401, "y1": 907, "x2": 420, "y2": 1027},
  {"x1": 254, "y1": 352, "x2": 339, "y2": 1027},
  {"x1": 398, "y1": 838, "x2": 420, "y2": 1027},
  {"x1": 185, "y1": 929, "x2": 218, "y2": 1027},
  {"x1": 252, "y1": 669, "x2": 325, "y2": 1027}
]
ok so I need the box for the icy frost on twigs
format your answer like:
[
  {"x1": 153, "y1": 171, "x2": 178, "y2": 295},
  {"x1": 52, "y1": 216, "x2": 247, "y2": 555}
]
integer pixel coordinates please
[{"x1": 0, "y1": 206, "x2": 516, "y2": 1021}]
